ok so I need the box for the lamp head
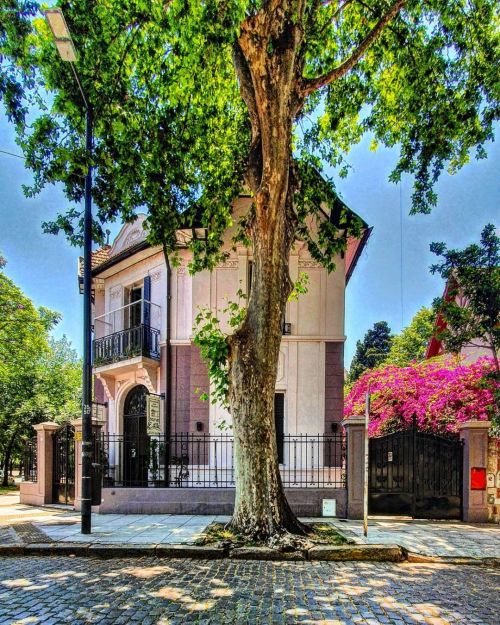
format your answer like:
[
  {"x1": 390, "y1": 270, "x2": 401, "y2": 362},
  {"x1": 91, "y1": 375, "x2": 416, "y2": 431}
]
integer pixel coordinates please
[{"x1": 45, "y1": 9, "x2": 77, "y2": 62}]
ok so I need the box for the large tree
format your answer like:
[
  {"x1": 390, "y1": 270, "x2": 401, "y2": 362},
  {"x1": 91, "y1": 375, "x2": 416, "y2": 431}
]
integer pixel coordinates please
[
  {"x1": 0, "y1": 258, "x2": 81, "y2": 485},
  {"x1": 348, "y1": 320, "x2": 393, "y2": 382},
  {"x1": 385, "y1": 307, "x2": 435, "y2": 367},
  {"x1": 1, "y1": 1, "x2": 498, "y2": 540}
]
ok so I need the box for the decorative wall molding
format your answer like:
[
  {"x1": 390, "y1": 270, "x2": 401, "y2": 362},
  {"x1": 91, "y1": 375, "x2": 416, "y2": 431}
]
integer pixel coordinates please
[
  {"x1": 96, "y1": 374, "x2": 116, "y2": 401},
  {"x1": 109, "y1": 214, "x2": 148, "y2": 257},
  {"x1": 136, "y1": 364, "x2": 157, "y2": 393},
  {"x1": 298, "y1": 259, "x2": 323, "y2": 269},
  {"x1": 123, "y1": 229, "x2": 142, "y2": 249},
  {"x1": 216, "y1": 258, "x2": 239, "y2": 269},
  {"x1": 110, "y1": 287, "x2": 122, "y2": 300},
  {"x1": 151, "y1": 270, "x2": 162, "y2": 282}
]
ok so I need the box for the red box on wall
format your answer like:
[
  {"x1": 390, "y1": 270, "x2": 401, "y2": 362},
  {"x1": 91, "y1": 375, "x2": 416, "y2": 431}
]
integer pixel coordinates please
[{"x1": 471, "y1": 467, "x2": 487, "y2": 490}]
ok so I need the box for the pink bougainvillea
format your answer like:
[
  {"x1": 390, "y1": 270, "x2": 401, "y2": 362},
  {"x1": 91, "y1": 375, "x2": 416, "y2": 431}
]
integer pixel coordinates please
[{"x1": 344, "y1": 356, "x2": 499, "y2": 436}]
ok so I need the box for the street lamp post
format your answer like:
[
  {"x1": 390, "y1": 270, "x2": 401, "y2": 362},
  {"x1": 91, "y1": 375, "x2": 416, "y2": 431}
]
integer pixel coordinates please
[{"x1": 45, "y1": 8, "x2": 93, "y2": 534}]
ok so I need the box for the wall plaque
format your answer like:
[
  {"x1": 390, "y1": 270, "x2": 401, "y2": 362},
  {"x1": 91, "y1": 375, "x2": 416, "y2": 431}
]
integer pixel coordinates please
[{"x1": 146, "y1": 394, "x2": 161, "y2": 436}]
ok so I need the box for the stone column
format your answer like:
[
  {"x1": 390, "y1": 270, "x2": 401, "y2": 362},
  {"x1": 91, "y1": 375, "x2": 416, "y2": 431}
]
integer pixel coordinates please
[
  {"x1": 459, "y1": 420, "x2": 491, "y2": 523},
  {"x1": 20, "y1": 422, "x2": 59, "y2": 506},
  {"x1": 342, "y1": 416, "x2": 366, "y2": 520}
]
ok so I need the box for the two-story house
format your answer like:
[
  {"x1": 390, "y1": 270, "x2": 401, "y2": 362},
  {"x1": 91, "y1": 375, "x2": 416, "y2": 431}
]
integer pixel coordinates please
[{"x1": 81, "y1": 195, "x2": 370, "y2": 512}]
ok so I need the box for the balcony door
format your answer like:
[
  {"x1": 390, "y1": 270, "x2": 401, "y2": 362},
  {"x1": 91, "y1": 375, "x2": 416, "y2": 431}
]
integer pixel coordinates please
[
  {"x1": 124, "y1": 285, "x2": 142, "y2": 330},
  {"x1": 123, "y1": 384, "x2": 149, "y2": 487}
]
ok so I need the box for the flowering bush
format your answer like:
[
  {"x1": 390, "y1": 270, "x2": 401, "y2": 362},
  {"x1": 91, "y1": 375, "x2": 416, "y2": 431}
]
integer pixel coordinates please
[{"x1": 344, "y1": 356, "x2": 500, "y2": 436}]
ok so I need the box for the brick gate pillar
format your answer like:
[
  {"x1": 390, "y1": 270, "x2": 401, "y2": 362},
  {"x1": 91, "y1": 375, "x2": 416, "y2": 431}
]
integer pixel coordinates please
[
  {"x1": 342, "y1": 416, "x2": 366, "y2": 520},
  {"x1": 19, "y1": 422, "x2": 59, "y2": 506},
  {"x1": 459, "y1": 420, "x2": 491, "y2": 523}
]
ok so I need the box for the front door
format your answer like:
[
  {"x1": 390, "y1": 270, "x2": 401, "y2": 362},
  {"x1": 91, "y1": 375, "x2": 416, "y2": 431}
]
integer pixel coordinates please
[{"x1": 123, "y1": 385, "x2": 149, "y2": 487}]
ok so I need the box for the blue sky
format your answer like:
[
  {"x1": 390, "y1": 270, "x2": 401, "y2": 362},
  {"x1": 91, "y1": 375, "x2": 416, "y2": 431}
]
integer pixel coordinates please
[{"x1": 0, "y1": 114, "x2": 498, "y2": 366}]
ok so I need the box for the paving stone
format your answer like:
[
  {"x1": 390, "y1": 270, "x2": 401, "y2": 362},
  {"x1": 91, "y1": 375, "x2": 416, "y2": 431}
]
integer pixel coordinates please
[{"x1": 0, "y1": 557, "x2": 498, "y2": 625}]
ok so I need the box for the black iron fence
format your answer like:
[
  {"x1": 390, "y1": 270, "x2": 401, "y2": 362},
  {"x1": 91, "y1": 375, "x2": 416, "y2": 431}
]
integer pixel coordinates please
[
  {"x1": 97, "y1": 433, "x2": 345, "y2": 489},
  {"x1": 93, "y1": 324, "x2": 160, "y2": 367},
  {"x1": 23, "y1": 437, "x2": 37, "y2": 482}
]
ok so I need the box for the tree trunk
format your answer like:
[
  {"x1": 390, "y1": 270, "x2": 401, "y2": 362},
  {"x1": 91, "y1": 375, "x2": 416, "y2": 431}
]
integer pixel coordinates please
[
  {"x1": 227, "y1": 3, "x2": 309, "y2": 541},
  {"x1": 2, "y1": 432, "x2": 17, "y2": 487}
]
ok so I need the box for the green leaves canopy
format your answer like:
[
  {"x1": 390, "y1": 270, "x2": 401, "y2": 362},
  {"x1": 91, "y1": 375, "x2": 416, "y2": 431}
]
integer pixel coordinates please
[
  {"x1": 0, "y1": 258, "x2": 81, "y2": 479},
  {"x1": 384, "y1": 306, "x2": 435, "y2": 366},
  {"x1": 431, "y1": 223, "x2": 500, "y2": 371},
  {"x1": 1, "y1": 0, "x2": 498, "y2": 268},
  {"x1": 347, "y1": 320, "x2": 393, "y2": 383}
]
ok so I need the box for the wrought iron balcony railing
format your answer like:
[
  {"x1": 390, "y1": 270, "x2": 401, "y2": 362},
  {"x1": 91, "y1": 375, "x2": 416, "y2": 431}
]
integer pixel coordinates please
[{"x1": 93, "y1": 324, "x2": 160, "y2": 367}]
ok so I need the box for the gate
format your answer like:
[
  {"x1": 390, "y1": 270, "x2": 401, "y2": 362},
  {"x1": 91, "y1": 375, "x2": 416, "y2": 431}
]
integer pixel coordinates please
[
  {"x1": 369, "y1": 423, "x2": 463, "y2": 519},
  {"x1": 52, "y1": 423, "x2": 75, "y2": 505}
]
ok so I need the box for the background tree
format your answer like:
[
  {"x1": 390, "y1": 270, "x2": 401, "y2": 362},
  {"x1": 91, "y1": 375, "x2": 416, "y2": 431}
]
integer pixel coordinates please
[
  {"x1": 0, "y1": 259, "x2": 81, "y2": 485},
  {"x1": 431, "y1": 224, "x2": 500, "y2": 374},
  {"x1": 384, "y1": 307, "x2": 435, "y2": 367},
  {"x1": 348, "y1": 321, "x2": 393, "y2": 383},
  {"x1": 1, "y1": 0, "x2": 498, "y2": 540}
]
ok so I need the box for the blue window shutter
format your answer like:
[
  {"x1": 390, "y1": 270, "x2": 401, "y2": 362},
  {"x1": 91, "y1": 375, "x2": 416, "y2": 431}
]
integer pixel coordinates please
[{"x1": 143, "y1": 276, "x2": 151, "y2": 327}]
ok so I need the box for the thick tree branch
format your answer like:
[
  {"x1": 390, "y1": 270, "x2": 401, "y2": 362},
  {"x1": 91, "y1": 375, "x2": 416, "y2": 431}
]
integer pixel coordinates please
[
  {"x1": 231, "y1": 39, "x2": 262, "y2": 193},
  {"x1": 301, "y1": 0, "x2": 405, "y2": 96}
]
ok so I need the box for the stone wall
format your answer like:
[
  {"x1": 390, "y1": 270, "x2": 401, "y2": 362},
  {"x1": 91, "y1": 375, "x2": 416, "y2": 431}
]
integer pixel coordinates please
[
  {"x1": 487, "y1": 436, "x2": 500, "y2": 524},
  {"x1": 96, "y1": 487, "x2": 347, "y2": 517}
]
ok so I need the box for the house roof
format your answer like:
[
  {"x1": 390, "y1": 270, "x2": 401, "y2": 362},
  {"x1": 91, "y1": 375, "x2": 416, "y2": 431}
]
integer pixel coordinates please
[
  {"x1": 345, "y1": 227, "x2": 372, "y2": 285},
  {"x1": 82, "y1": 186, "x2": 371, "y2": 280},
  {"x1": 77, "y1": 245, "x2": 111, "y2": 277}
]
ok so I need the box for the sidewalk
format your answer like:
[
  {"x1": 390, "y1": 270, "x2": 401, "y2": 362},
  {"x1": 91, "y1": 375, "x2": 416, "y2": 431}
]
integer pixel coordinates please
[
  {"x1": 2, "y1": 493, "x2": 499, "y2": 559},
  {"x1": 332, "y1": 517, "x2": 500, "y2": 559}
]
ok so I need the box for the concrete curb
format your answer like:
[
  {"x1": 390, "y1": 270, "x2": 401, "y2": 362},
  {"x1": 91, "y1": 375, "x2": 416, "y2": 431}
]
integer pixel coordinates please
[
  {"x1": 0, "y1": 541, "x2": 404, "y2": 562},
  {"x1": 0, "y1": 542, "x2": 497, "y2": 566},
  {"x1": 309, "y1": 544, "x2": 405, "y2": 562},
  {"x1": 406, "y1": 552, "x2": 500, "y2": 568}
]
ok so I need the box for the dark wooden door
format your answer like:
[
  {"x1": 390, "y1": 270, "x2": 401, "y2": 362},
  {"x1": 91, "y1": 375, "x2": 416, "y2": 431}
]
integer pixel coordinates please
[{"x1": 123, "y1": 385, "x2": 149, "y2": 486}]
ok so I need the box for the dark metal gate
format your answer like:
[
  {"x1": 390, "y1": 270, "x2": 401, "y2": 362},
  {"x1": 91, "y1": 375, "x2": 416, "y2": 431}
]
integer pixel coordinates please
[
  {"x1": 369, "y1": 423, "x2": 463, "y2": 519},
  {"x1": 52, "y1": 423, "x2": 75, "y2": 505}
]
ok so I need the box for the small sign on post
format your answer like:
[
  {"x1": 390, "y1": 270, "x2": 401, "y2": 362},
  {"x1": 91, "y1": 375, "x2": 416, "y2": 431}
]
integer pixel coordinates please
[{"x1": 146, "y1": 394, "x2": 161, "y2": 436}]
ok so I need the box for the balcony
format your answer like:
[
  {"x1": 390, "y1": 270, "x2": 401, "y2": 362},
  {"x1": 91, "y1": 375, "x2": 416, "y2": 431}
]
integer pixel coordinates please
[
  {"x1": 93, "y1": 299, "x2": 161, "y2": 368},
  {"x1": 93, "y1": 324, "x2": 160, "y2": 367}
]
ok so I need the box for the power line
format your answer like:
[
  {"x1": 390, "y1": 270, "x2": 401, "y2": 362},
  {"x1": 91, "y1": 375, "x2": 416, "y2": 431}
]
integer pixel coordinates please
[
  {"x1": 0, "y1": 147, "x2": 86, "y2": 179},
  {"x1": 399, "y1": 180, "x2": 404, "y2": 331},
  {"x1": 0, "y1": 148, "x2": 24, "y2": 160}
]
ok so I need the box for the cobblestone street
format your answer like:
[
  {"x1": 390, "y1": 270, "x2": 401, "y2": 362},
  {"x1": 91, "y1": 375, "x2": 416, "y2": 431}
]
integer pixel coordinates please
[{"x1": 0, "y1": 556, "x2": 498, "y2": 625}]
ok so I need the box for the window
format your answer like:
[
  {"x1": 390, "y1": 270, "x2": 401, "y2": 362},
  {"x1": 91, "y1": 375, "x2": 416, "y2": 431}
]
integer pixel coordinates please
[
  {"x1": 247, "y1": 260, "x2": 253, "y2": 297},
  {"x1": 274, "y1": 393, "x2": 285, "y2": 464}
]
